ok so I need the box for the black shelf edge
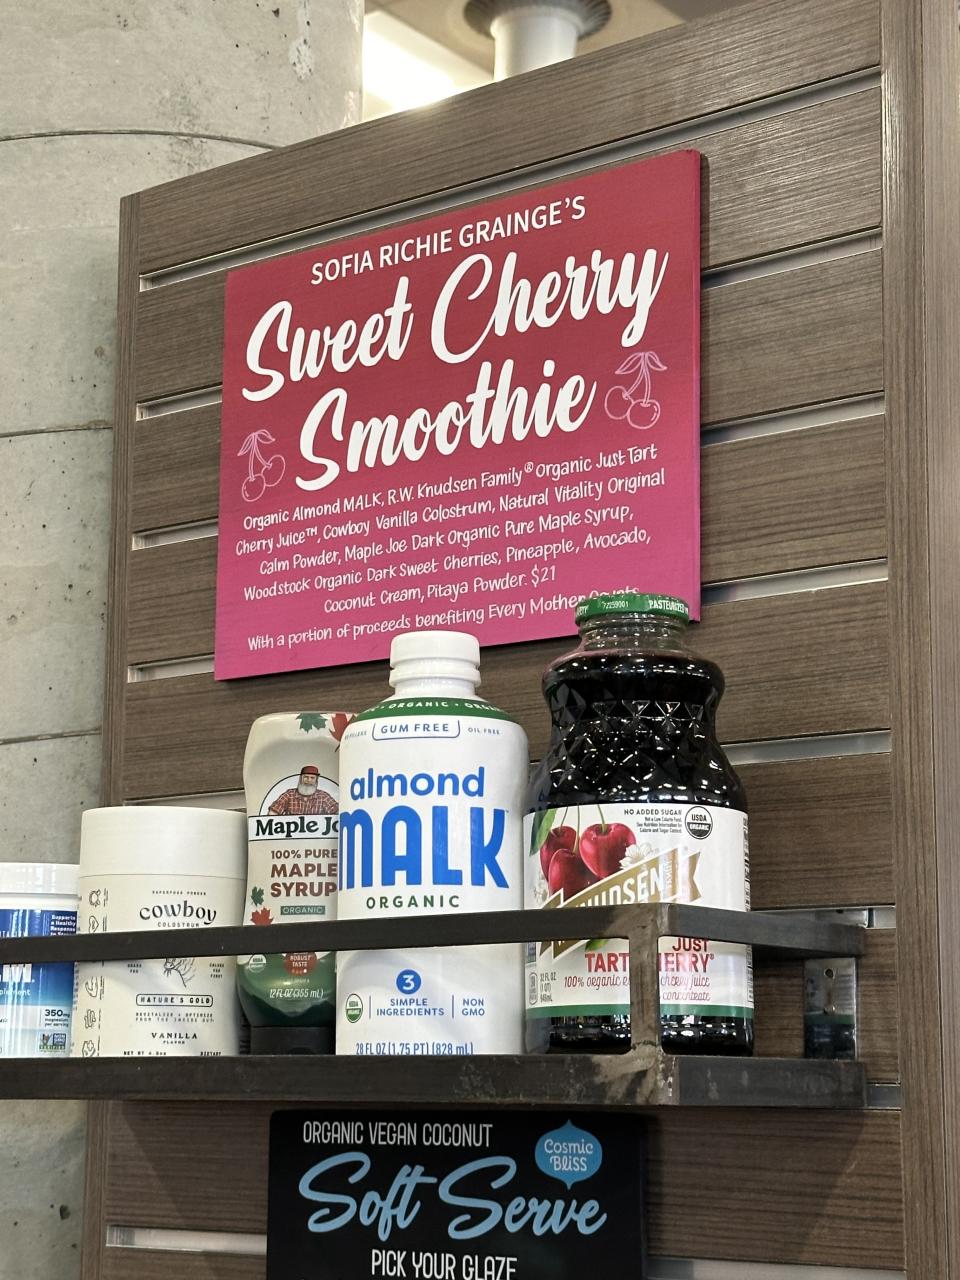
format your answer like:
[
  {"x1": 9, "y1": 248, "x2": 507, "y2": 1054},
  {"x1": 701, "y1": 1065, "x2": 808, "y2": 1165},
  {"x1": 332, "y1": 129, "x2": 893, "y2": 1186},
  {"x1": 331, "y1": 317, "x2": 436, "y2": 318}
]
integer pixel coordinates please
[
  {"x1": 0, "y1": 1053, "x2": 866, "y2": 1108},
  {"x1": 0, "y1": 906, "x2": 865, "y2": 1109},
  {"x1": 0, "y1": 904, "x2": 864, "y2": 965}
]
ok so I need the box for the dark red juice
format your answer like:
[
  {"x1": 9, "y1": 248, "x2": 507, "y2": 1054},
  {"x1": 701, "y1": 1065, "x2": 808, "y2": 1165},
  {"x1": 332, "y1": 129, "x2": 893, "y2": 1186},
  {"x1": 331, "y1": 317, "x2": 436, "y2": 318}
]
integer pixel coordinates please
[{"x1": 524, "y1": 592, "x2": 753, "y2": 1055}]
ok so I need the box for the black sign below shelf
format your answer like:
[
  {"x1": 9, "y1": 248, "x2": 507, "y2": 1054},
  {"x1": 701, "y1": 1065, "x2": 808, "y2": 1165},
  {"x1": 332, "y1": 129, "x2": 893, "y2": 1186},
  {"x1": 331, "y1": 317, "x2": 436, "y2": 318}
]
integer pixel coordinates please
[{"x1": 268, "y1": 1109, "x2": 646, "y2": 1280}]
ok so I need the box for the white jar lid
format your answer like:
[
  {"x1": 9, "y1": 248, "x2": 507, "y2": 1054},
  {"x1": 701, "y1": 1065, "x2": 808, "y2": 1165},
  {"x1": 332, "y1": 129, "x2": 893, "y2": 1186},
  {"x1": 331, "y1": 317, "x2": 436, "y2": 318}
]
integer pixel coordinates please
[
  {"x1": 79, "y1": 807, "x2": 246, "y2": 880},
  {"x1": 0, "y1": 862, "x2": 79, "y2": 898}
]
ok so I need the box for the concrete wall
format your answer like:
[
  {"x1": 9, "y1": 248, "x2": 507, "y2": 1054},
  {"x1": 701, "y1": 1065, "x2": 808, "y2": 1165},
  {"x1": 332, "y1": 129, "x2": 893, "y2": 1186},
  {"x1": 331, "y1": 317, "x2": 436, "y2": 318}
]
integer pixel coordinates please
[{"x1": 0, "y1": 2, "x2": 362, "y2": 1274}]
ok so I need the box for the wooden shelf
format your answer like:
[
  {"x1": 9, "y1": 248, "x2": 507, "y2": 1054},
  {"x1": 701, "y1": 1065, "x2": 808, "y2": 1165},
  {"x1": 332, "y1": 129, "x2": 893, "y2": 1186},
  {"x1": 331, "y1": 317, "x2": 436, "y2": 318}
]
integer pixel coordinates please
[
  {"x1": 0, "y1": 904, "x2": 865, "y2": 1108},
  {"x1": 0, "y1": 1051, "x2": 865, "y2": 1108}
]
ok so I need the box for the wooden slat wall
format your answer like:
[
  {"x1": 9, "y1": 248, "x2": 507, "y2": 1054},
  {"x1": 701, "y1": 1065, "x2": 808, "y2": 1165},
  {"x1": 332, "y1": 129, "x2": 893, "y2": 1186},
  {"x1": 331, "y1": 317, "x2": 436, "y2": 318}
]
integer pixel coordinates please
[
  {"x1": 100, "y1": 1104, "x2": 903, "y2": 1269},
  {"x1": 134, "y1": 0, "x2": 879, "y2": 272},
  {"x1": 744, "y1": 754, "x2": 893, "y2": 909},
  {"x1": 120, "y1": 585, "x2": 889, "y2": 798},
  {"x1": 90, "y1": 0, "x2": 929, "y2": 1275},
  {"x1": 103, "y1": 1255, "x2": 262, "y2": 1280},
  {"x1": 880, "y1": 0, "x2": 960, "y2": 1273}
]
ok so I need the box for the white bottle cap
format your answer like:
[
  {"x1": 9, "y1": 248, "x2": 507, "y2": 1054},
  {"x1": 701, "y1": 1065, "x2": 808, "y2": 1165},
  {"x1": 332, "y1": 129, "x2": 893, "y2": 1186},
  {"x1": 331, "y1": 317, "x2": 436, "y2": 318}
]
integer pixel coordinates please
[
  {"x1": 389, "y1": 630, "x2": 481, "y2": 687},
  {"x1": 0, "y1": 862, "x2": 79, "y2": 898}
]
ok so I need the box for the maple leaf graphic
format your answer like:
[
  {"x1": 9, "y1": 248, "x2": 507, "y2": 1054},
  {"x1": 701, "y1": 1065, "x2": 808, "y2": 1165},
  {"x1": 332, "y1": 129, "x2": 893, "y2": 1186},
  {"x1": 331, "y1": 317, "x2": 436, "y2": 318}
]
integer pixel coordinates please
[
  {"x1": 250, "y1": 886, "x2": 264, "y2": 907},
  {"x1": 330, "y1": 712, "x2": 353, "y2": 743},
  {"x1": 297, "y1": 712, "x2": 327, "y2": 733},
  {"x1": 251, "y1": 907, "x2": 274, "y2": 926}
]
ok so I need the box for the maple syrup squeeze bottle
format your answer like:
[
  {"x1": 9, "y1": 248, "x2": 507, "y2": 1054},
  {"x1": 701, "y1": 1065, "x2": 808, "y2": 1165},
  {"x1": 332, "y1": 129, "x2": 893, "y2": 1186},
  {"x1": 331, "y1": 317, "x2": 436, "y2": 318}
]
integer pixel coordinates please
[{"x1": 238, "y1": 711, "x2": 353, "y2": 1054}]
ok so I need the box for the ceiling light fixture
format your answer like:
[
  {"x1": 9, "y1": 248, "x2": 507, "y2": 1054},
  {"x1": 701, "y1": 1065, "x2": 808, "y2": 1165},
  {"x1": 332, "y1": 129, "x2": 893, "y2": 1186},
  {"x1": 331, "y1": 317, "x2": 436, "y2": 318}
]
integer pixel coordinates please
[{"x1": 464, "y1": 0, "x2": 611, "y2": 79}]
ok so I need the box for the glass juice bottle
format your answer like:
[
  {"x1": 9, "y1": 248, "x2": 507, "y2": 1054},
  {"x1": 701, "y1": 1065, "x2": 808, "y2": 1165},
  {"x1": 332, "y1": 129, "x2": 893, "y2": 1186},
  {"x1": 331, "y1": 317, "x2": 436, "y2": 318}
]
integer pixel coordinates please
[{"x1": 524, "y1": 592, "x2": 753, "y2": 1055}]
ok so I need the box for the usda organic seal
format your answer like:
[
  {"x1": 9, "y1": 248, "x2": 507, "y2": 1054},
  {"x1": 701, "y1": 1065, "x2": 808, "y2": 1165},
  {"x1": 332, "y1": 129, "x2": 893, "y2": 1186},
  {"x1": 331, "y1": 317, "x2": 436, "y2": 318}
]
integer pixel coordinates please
[{"x1": 344, "y1": 993, "x2": 364, "y2": 1025}]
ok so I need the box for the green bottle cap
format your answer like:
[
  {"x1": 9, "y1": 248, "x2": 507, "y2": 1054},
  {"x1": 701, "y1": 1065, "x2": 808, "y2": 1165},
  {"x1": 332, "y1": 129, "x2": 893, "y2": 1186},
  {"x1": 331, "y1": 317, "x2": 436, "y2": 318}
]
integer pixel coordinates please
[{"x1": 574, "y1": 591, "x2": 691, "y2": 625}]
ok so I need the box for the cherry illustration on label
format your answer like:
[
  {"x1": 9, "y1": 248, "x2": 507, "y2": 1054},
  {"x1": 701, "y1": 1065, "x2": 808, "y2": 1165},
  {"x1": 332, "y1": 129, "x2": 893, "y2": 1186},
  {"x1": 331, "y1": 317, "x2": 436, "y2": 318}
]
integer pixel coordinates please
[
  {"x1": 604, "y1": 351, "x2": 667, "y2": 429},
  {"x1": 540, "y1": 825, "x2": 577, "y2": 879},
  {"x1": 579, "y1": 822, "x2": 637, "y2": 879},
  {"x1": 548, "y1": 844, "x2": 593, "y2": 899},
  {"x1": 239, "y1": 429, "x2": 286, "y2": 503}
]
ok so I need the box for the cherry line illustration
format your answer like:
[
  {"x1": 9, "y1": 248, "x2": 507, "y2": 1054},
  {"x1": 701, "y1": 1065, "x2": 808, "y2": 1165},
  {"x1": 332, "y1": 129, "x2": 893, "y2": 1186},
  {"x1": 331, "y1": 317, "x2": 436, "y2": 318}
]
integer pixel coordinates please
[
  {"x1": 239, "y1": 429, "x2": 285, "y2": 502},
  {"x1": 604, "y1": 351, "x2": 667, "y2": 429}
]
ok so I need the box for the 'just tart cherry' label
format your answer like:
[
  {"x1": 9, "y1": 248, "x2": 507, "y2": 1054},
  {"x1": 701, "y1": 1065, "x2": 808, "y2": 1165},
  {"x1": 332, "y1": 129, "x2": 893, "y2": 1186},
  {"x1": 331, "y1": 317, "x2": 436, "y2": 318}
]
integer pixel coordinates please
[{"x1": 523, "y1": 803, "x2": 753, "y2": 1022}]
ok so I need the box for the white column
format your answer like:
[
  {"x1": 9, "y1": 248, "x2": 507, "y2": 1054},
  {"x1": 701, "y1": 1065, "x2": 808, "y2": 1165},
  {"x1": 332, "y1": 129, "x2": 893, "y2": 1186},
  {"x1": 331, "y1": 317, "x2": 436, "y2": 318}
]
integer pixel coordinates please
[{"x1": 0, "y1": 2, "x2": 362, "y2": 1274}]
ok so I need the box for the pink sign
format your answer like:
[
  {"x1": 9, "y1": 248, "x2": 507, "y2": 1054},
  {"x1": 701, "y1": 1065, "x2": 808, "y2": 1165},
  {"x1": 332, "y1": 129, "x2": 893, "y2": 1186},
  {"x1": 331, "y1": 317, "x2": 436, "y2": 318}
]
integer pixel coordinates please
[{"x1": 216, "y1": 151, "x2": 701, "y2": 679}]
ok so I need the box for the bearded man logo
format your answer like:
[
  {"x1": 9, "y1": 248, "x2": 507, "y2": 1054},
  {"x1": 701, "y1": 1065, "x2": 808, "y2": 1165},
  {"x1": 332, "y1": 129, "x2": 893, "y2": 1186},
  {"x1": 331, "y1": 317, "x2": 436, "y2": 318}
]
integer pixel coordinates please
[{"x1": 267, "y1": 766, "x2": 336, "y2": 816}]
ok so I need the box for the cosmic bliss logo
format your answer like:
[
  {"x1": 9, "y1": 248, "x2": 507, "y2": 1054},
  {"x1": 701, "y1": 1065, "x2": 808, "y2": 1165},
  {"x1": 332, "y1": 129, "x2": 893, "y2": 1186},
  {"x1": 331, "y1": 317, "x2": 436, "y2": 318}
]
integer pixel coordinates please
[{"x1": 268, "y1": 1112, "x2": 645, "y2": 1280}]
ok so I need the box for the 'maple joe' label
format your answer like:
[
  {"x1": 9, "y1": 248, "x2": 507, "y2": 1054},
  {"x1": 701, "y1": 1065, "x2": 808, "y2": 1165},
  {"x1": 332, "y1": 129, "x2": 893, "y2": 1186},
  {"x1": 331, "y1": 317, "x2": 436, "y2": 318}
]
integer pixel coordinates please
[
  {"x1": 336, "y1": 697, "x2": 527, "y2": 1056},
  {"x1": 238, "y1": 763, "x2": 340, "y2": 1016},
  {"x1": 238, "y1": 712, "x2": 353, "y2": 1035},
  {"x1": 524, "y1": 802, "x2": 752, "y2": 1022}
]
